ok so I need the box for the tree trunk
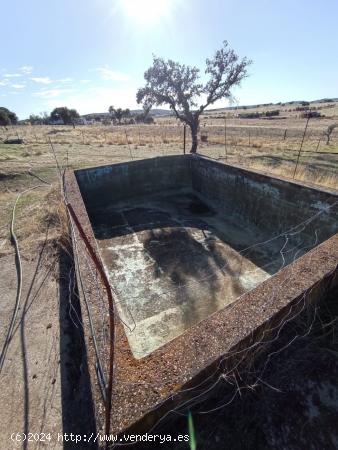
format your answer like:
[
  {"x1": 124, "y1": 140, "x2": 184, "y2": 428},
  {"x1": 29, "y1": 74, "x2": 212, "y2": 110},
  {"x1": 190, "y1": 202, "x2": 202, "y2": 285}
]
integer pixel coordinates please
[{"x1": 189, "y1": 122, "x2": 199, "y2": 154}]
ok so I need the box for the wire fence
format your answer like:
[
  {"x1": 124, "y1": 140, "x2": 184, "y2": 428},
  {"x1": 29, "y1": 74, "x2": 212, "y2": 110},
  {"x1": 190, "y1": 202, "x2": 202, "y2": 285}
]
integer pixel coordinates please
[
  {"x1": 1, "y1": 119, "x2": 337, "y2": 190},
  {"x1": 2, "y1": 118, "x2": 338, "y2": 149}
]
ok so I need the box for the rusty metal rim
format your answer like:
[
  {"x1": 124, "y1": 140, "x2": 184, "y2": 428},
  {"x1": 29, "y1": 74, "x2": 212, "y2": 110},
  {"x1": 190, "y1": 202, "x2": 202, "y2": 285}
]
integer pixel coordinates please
[{"x1": 66, "y1": 202, "x2": 114, "y2": 440}]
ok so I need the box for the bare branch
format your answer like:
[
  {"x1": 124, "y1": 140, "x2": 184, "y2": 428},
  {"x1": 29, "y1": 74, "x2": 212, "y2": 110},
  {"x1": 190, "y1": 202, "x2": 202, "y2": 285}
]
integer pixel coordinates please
[{"x1": 201, "y1": 40, "x2": 252, "y2": 110}]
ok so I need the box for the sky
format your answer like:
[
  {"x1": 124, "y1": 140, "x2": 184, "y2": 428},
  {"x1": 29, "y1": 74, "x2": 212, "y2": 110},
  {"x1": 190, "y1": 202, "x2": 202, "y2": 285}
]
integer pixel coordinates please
[{"x1": 1, "y1": 0, "x2": 338, "y2": 119}]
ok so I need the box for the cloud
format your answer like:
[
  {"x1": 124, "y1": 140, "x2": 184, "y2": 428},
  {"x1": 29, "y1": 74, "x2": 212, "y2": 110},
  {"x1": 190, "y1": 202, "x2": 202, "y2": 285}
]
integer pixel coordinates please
[
  {"x1": 33, "y1": 88, "x2": 74, "y2": 98},
  {"x1": 40, "y1": 86, "x2": 138, "y2": 114},
  {"x1": 20, "y1": 65, "x2": 33, "y2": 75},
  {"x1": 11, "y1": 83, "x2": 26, "y2": 89},
  {"x1": 0, "y1": 79, "x2": 9, "y2": 86},
  {"x1": 30, "y1": 76, "x2": 73, "y2": 85},
  {"x1": 95, "y1": 67, "x2": 130, "y2": 82},
  {"x1": 4, "y1": 73, "x2": 22, "y2": 78},
  {"x1": 57, "y1": 77, "x2": 73, "y2": 83},
  {"x1": 31, "y1": 77, "x2": 53, "y2": 84}
]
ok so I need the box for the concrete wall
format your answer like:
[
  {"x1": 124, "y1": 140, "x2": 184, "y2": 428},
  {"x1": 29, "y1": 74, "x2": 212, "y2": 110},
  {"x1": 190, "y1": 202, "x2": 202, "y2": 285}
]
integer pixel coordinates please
[
  {"x1": 192, "y1": 156, "x2": 338, "y2": 246},
  {"x1": 67, "y1": 157, "x2": 338, "y2": 437},
  {"x1": 75, "y1": 155, "x2": 192, "y2": 210},
  {"x1": 75, "y1": 154, "x2": 338, "y2": 249}
]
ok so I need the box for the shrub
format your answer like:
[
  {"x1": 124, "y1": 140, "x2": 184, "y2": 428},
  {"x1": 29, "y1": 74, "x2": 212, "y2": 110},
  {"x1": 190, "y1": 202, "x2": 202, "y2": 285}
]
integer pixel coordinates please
[
  {"x1": 300, "y1": 111, "x2": 321, "y2": 118},
  {"x1": 323, "y1": 124, "x2": 337, "y2": 144},
  {"x1": 265, "y1": 110, "x2": 280, "y2": 117},
  {"x1": 238, "y1": 112, "x2": 260, "y2": 119}
]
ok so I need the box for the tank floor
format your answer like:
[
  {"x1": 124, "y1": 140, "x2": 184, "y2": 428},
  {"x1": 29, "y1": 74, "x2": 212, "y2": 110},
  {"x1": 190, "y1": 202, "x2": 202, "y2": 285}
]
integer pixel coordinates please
[{"x1": 90, "y1": 188, "x2": 288, "y2": 358}]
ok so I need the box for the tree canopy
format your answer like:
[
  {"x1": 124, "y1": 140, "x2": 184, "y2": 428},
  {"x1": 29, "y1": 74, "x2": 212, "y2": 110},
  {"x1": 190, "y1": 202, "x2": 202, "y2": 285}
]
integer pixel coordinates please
[
  {"x1": 108, "y1": 106, "x2": 131, "y2": 124},
  {"x1": 0, "y1": 107, "x2": 18, "y2": 126},
  {"x1": 137, "y1": 41, "x2": 251, "y2": 152},
  {"x1": 50, "y1": 107, "x2": 79, "y2": 125},
  {"x1": 29, "y1": 112, "x2": 50, "y2": 125},
  {"x1": 134, "y1": 105, "x2": 154, "y2": 124}
]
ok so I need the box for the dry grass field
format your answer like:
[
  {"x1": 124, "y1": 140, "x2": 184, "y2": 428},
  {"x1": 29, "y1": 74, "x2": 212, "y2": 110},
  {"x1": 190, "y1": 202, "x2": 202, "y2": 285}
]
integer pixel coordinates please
[{"x1": 0, "y1": 99, "x2": 337, "y2": 256}]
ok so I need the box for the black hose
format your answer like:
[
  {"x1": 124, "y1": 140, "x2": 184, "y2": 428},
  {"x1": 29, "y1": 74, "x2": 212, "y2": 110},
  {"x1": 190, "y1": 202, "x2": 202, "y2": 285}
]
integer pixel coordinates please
[{"x1": 0, "y1": 184, "x2": 48, "y2": 374}]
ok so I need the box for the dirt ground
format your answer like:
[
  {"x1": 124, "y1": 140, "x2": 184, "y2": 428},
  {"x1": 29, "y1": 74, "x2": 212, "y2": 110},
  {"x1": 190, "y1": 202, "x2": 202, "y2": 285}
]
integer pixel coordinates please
[
  {"x1": 0, "y1": 243, "x2": 61, "y2": 449},
  {"x1": 0, "y1": 243, "x2": 96, "y2": 450}
]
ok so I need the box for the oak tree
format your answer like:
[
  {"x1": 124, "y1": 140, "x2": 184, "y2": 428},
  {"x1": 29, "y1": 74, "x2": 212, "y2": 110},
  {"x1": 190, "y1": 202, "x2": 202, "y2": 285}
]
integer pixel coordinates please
[
  {"x1": 137, "y1": 41, "x2": 251, "y2": 153},
  {"x1": 108, "y1": 106, "x2": 131, "y2": 124},
  {"x1": 50, "y1": 107, "x2": 79, "y2": 126}
]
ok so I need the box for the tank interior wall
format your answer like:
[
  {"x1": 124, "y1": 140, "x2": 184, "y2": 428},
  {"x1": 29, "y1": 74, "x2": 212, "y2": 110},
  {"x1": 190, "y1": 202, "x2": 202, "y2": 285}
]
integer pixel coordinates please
[
  {"x1": 191, "y1": 157, "x2": 338, "y2": 246},
  {"x1": 75, "y1": 155, "x2": 338, "y2": 248},
  {"x1": 75, "y1": 155, "x2": 192, "y2": 212}
]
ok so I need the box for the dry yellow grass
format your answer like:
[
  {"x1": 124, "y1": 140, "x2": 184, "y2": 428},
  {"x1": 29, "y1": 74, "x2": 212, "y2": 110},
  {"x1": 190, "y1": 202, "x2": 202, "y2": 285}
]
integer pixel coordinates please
[{"x1": 0, "y1": 103, "x2": 337, "y2": 254}]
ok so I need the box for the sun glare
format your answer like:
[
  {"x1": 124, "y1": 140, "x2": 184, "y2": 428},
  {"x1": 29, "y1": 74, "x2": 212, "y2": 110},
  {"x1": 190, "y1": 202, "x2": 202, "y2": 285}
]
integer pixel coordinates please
[{"x1": 122, "y1": 0, "x2": 171, "y2": 24}]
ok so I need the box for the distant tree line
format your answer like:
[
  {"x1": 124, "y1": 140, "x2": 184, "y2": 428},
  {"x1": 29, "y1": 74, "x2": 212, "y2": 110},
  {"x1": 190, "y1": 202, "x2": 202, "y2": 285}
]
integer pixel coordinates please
[
  {"x1": 29, "y1": 112, "x2": 51, "y2": 125},
  {"x1": 25, "y1": 105, "x2": 155, "y2": 126},
  {"x1": 29, "y1": 107, "x2": 80, "y2": 126},
  {"x1": 108, "y1": 105, "x2": 154, "y2": 124},
  {"x1": 238, "y1": 110, "x2": 280, "y2": 119}
]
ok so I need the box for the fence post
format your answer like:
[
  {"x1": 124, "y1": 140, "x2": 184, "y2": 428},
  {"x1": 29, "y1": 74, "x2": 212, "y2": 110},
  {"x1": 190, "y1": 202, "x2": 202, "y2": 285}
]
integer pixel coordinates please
[
  {"x1": 224, "y1": 117, "x2": 227, "y2": 160},
  {"x1": 183, "y1": 124, "x2": 186, "y2": 154},
  {"x1": 125, "y1": 130, "x2": 133, "y2": 159},
  {"x1": 138, "y1": 126, "x2": 141, "y2": 145},
  {"x1": 293, "y1": 117, "x2": 310, "y2": 179}
]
